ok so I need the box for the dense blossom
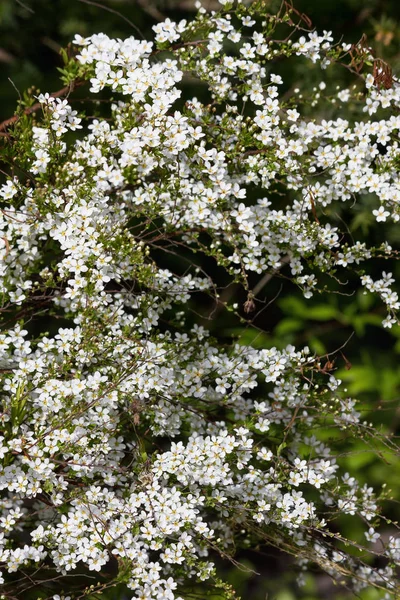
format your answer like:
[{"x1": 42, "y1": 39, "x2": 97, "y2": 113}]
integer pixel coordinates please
[{"x1": 0, "y1": 1, "x2": 399, "y2": 599}]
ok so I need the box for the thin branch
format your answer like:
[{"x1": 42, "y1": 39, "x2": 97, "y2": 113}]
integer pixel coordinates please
[
  {"x1": 252, "y1": 255, "x2": 291, "y2": 297},
  {"x1": 15, "y1": 0, "x2": 35, "y2": 13},
  {"x1": 0, "y1": 80, "x2": 85, "y2": 133},
  {"x1": 135, "y1": 0, "x2": 166, "y2": 22},
  {"x1": 77, "y1": 0, "x2": 145, "y2": 39}
]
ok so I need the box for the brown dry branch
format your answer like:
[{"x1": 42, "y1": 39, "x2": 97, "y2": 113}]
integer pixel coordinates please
[{"x1": 0, "y1": 79, "x2": 85, "y2": 134}]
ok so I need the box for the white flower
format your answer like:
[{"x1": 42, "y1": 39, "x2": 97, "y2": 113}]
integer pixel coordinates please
[
  {"x1": 373, "y1": 206, "x2": 390, "y2": 222},
  {"x1": 365, "y1": 527, "x2": 380, "y2": 543}
]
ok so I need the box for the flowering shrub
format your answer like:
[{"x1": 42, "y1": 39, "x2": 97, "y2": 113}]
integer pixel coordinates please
[{"x1": 0, "y1": 1, "x2": 399, "y2": 598}]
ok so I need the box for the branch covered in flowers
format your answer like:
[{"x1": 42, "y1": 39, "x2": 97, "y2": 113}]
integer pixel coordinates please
[{"x1": 0, "y1": 0, "x2": 399, "y2": 598}]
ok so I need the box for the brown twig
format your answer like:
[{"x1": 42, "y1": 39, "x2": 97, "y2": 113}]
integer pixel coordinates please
[
  {"x1": 0, "y1": 79, "x2": 85, "y2": 133},
  {"x1": 135, "y1": 0, "x2": 166, "y2": 22},
  {"x1": 77, "y1": 0, "x2": 145, "y2": 39},
  {"x1": 251, "y1": 255, "x2": 291, "y2": 297}
]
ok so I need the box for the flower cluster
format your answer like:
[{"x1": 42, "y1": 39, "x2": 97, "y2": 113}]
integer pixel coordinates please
[{"x1": 0, "y1": 1, "x2": 399, "y2": 599}]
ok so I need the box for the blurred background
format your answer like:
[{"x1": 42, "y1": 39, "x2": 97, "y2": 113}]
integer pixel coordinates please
[{"x1": 0, "y1": 1, "x2": 399, "y2": 599}]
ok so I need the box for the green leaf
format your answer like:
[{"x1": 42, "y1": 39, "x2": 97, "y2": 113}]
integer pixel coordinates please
[
  {"x1": 337, "y1": 366, "x2": 378, "y2": 394},
  {"x1": 275, "y1": 318, "x2": 303, "y2": 336},
  {"x1": 309, "y1": 337, "x2": 326, "y2": 355},
  {"x1": 277, "y1": 441, "x2": 287, "y2": 456},
  {"x1": 306, "y1": 304, "x2": 338, "y2": 321},
  {"x1": 278, "y1": 296, "x2": 308, "y2": 318}
]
